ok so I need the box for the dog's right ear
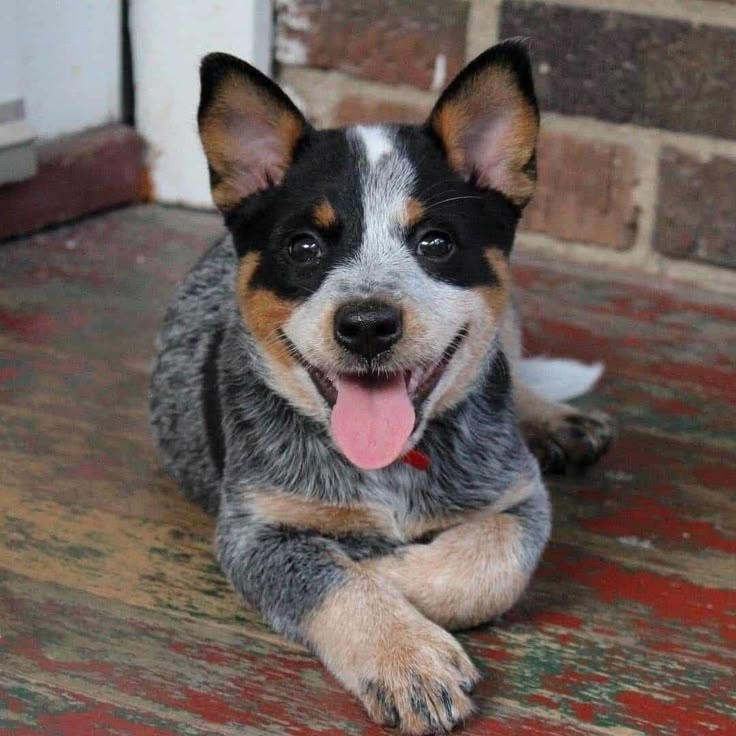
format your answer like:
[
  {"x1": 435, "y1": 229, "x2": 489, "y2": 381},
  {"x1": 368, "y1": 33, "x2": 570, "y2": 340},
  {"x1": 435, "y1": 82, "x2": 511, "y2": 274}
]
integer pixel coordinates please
[{"x1": 198, "y1": 53, "x2": 309, "y2": 213}]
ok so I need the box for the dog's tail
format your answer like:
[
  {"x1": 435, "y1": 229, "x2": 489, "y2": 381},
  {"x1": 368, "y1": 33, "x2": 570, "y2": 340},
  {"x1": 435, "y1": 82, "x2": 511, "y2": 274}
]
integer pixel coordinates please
[{"x1": 517, "y1": 358, "x2": 604, "y2": 402}]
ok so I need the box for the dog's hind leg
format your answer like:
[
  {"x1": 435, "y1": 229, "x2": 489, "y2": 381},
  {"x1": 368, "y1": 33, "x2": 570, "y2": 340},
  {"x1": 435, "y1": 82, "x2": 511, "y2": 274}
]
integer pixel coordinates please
[
  {"x1": 500, "y1": 302, "x2": 616, "y2": 473},
  {"x1": 514, "y1": 381, "x2": 616, "y2": 473}
]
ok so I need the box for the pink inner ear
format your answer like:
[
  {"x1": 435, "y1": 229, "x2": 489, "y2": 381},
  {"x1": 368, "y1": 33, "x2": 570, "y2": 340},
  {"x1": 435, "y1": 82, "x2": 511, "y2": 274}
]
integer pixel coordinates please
[
  {"x1": 232, "y1": 136, "x2": 289, "y2": 197},
  {"x1": 462, "y1": 108, "x2": 524, "y2": 192},
  {"x1": 225, "y1": 110, "x2": 292, "y2": 198}
]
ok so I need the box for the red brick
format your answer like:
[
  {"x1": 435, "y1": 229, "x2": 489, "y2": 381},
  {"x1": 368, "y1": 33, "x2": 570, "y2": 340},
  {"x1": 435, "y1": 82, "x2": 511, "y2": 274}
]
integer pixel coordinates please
[
  {"x1": 332, "y1": 94, "x2": 429, "y2": 126},
  {"x1": 520, "y1": 132, "x2": 638, "y2": 250},
  {"x1": 501, "y1": 1, "x2": 736, "y2": 140},
  {"x1": 276, "y1": 0, "x2": 468, "y2": 91},
  {"x1": 0, "y1": 125, "x2": 148, "y2": 240},
  {"x1": 654, "y1": 146, "x2": 736, "y2": 269}
]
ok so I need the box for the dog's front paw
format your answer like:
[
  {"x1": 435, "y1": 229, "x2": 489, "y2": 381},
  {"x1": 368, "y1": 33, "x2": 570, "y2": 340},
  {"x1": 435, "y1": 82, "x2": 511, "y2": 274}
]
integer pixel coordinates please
[
  {"x1": 359, "y1": 621, "x2": 479, "y2": 734},
  {"x1": 524, "y1": 408, "x2": 616, "y2": 474}
]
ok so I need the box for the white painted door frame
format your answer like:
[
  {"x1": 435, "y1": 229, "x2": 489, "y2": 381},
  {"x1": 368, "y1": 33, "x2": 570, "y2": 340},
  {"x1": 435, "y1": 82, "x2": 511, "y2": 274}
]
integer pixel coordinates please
[{"x1": 130, "y1": 0, "x2": 273, "y2": 208}]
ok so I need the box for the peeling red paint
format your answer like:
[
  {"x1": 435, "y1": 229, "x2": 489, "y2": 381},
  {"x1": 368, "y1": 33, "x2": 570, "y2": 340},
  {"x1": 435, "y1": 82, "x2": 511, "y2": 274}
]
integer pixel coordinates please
[
  {"x1": 72, "y1": 463, "x2": 108, "y2": 482},
  {"x1": 694, "y1": 464, "x2": 736, "y2": 491},
  {"x1": 655, "y1": 362, "x2": 735, "y2": 399},
  {"x1": 617, "y1": 689, "x2": 735, "y2": 733},
  {"x1": 8, "y1": 706, "x2": 184, "y2": 736},
  {"x1": 531, "y1": 611, "x2": 585, "y2": 629},
  {"x1": 649, "y1": 639, "x2": 734, "y2": 669},
  {"x1": 581, "y1": 496, "x2": 736, "y2": 554},
  {"x1": 569, "y1": 700, "x2": 602, "y2": 722},
  {"x1": 527, "y1": 693, "x2": 560, "y2": 710},
  {"x1": 546, "y1": 546, "x2": 736, "y2": 644},
  {"x1": 651, "y1": 396, "x2": 701, "y2": 418},
  {"x1": 0, "y1": 366, "x2": 21, "y2": 384},
  {"x1": 2, "y1": 207, "x2": 735, "y2": 736}
]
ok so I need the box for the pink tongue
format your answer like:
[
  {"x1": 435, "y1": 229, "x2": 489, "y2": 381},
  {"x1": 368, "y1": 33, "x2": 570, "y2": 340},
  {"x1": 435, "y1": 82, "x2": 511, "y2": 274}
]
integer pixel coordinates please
[{"x1": 331, "y1": 374, "x2": 416, "y2": 470}]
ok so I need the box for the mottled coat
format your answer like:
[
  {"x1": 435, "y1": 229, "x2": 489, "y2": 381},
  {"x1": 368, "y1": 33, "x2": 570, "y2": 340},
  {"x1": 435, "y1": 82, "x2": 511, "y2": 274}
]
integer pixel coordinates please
[{"x1": 150, "y1": 40, "x2": 612, "y2": 735}]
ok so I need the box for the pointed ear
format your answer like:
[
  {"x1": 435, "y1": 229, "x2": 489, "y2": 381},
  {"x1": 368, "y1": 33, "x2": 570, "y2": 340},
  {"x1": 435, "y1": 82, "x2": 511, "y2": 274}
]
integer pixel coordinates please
[
  {"x1": 198, "y1": 53, "x2": 309, "y2": 213},
  {"x1": 428, "y1": 39, "x2": 539, "y2": 206}
]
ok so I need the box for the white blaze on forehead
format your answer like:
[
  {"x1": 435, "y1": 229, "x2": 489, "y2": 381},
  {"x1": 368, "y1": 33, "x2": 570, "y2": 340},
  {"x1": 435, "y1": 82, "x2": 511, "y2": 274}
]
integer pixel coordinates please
[
  {"x1": 353, "y1": 124, "x2": 395, "y2": 166},
  {"x1": 346, "y1": 125, "x2": 416, "y2": 277}
]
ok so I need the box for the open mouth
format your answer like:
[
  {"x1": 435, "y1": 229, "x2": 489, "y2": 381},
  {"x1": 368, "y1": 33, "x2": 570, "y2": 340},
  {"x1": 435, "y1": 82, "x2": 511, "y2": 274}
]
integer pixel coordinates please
[
  {"x1": 304, "y1": 326, "x2": 468, "y2": 412},
  {"x1": 280, "y1": 326, "x2": 468, "y2": 470}
]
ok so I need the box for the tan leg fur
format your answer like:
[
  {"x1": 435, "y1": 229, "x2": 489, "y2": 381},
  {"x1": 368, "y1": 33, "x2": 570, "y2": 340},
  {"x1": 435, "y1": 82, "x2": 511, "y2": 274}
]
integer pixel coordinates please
[
  {"x1": 360, "y1": 476, "x2": 540, "y2": 631},
  {"x1": 305, "y1": 567, "x2": 479, "y2": 733}
]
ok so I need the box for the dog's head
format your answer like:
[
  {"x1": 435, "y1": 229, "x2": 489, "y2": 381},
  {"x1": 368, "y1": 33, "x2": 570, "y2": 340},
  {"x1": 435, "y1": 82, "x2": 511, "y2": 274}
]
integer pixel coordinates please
[{"x1": 198, "y1": 40, "x2": 539, "y2": 470}]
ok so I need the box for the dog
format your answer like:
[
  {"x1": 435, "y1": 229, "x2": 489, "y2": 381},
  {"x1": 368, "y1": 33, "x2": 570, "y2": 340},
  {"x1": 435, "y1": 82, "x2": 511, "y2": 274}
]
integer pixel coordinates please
[{"x1": 150, "y1": 39, "x2": 614, "y2": 734}]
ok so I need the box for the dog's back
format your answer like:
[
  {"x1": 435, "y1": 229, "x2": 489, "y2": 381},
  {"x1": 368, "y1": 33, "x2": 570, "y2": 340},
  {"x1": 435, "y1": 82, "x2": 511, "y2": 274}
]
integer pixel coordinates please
[{"x1": 150, "y1": 237, "x2": 235, "y2": 511}]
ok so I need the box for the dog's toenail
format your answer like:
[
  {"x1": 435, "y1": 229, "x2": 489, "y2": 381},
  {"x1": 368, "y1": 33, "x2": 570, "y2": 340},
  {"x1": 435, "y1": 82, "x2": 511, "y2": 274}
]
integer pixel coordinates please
[{"x1": 460, "y1": 679, "x2": 476, "y2": 694}]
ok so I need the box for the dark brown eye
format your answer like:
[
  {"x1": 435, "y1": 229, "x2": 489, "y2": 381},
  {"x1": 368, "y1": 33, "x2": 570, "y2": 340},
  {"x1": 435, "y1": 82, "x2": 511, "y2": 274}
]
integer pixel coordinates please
[
  {"x1": 287, "y1": 234, "x2": 323, "y2": 265},
  {"x1": 416, "y1": 231, "x2": 454, "y2": 260}
]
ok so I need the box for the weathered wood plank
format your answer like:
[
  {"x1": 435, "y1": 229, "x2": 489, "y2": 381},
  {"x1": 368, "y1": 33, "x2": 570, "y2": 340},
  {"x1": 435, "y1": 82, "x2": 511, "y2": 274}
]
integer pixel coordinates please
[
  {"x1": 2, "y1": 570, "x2": 733, "y2": 735},
  {"x1": 0, "y1": 672, "x2": 230, "y2": 736},
  {"x1": 1, "y1": 477, "x2": 733, "y2": 666},
  {"x1": 3, "y1": 331, "x2": 735, "y2": 455},
  {"x1": 1, "y1": 366, "x2": 734, "y2": 542}
]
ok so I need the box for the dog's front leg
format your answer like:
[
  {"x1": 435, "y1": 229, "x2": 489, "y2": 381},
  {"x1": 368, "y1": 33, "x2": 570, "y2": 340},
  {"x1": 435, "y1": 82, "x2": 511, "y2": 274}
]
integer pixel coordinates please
[
  {"x1": 363, "y1": 475, "x2": 551, "y2": 631},
  {"x1": 216, "y1": 495, "x2": 480, "y2": 734}
]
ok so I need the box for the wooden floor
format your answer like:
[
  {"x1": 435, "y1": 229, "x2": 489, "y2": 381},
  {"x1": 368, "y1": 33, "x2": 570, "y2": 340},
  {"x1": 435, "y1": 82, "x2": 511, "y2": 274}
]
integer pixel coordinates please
[{"x1": 1, "y1": 205, "x2": 734, "y2": 735}]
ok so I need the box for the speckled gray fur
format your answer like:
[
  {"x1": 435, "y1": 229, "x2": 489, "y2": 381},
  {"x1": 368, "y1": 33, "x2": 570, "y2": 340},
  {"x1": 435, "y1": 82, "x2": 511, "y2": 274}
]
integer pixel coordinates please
[
  {"x1": 149, "y1": 42, "x2": 564, "y2": 733},
  {"x1": 150, "y1": 234, "x2": 549, "y2": 641}
]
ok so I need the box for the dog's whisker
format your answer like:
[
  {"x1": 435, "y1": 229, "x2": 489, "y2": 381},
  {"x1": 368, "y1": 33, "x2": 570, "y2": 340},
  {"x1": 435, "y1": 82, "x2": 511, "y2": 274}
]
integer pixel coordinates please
[{"x1": 423, "y1": 195, "x2": 486, "y2": 211}]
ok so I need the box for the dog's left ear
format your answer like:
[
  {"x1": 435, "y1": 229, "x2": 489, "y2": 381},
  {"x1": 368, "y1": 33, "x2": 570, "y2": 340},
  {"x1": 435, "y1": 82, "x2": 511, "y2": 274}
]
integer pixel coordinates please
[{"x1": 428, "y1": 39, "x2": 539, "y2": 206}]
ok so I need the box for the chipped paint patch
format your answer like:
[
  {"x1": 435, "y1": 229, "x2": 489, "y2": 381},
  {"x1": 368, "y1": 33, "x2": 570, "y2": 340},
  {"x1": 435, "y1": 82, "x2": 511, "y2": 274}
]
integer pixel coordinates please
[
  {"x1": 617, "y1": 536, "x2": 655, "y2": 550},
  {"x1": 431, "y1": 53, "x2": 447, "y2": 91},
  {"x1": 275, "y1": 36, "x2": 308, "y2": 66}
]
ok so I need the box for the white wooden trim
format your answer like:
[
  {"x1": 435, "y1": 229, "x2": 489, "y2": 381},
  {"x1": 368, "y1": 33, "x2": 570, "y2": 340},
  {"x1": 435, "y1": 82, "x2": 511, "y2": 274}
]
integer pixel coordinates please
[{"x1": 130, "y1": 0, "x2": 273, "y2": 207}]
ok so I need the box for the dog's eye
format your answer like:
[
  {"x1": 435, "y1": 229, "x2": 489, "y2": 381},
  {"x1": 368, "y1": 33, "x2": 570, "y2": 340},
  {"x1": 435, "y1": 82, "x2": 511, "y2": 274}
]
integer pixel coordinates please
[
  {"x1": 287, "y1": 234, "x2": 323, "y2": 265},
  {"x1": 416, "y1": 231, "x2": 454, "y2": 260}
]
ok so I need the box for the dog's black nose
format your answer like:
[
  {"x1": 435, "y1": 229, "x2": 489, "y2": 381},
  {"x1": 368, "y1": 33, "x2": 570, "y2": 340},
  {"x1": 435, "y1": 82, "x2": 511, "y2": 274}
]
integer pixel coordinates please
[{"x1": 334, "y1": 301, "x2": 403, "y2": 360}]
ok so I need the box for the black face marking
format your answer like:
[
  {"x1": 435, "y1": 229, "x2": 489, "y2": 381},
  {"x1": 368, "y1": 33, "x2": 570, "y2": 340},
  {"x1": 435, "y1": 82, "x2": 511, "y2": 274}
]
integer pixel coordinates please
[
  {"x1": 226, "y1": 130, "x2": 366, "y2": 301},
  {"x1": 224, "y1": 121, "x2": 521, "y2": 306},
  {"x1": 398, "y1": 125, "x2": 520, "y2": 285}
]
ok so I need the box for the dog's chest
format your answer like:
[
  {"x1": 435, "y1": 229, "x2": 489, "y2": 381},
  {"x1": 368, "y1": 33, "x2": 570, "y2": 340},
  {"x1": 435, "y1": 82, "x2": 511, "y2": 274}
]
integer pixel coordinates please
[{"x1": 361, "y1": 472, "x2": 469, "y2": 543}]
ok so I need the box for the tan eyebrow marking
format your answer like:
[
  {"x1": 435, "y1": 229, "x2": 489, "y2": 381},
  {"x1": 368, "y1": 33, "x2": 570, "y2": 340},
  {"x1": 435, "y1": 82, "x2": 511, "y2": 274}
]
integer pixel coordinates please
[
  {"x1": 399, "y1": 197, "x2": 426, "y2": 228},
  {"x1": 236, "y1": 253, "x2": 297, "y2": 369},
  {"x1": 313, "y1": 200, "x2": 338, "y2": 229}
]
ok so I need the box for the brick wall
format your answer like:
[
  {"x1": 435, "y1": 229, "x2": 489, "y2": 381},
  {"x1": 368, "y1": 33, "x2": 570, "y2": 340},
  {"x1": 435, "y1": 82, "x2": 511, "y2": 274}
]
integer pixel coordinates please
[{"x1": 274, "y1": 0, "x2": 736, "y2": 291}]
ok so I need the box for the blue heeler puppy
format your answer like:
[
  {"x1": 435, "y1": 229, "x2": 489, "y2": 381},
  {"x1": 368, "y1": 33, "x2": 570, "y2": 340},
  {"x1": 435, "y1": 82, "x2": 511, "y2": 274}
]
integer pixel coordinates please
[{"x1": 150, "y1": 40, "x2": 614, "y2": 734}]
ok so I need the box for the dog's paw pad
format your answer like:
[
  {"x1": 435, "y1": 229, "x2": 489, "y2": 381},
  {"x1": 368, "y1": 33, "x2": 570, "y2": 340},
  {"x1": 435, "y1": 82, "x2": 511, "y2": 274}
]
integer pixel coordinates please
[{"x1": 525, "y1": 409, "x2": 616, "y2": 474}]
